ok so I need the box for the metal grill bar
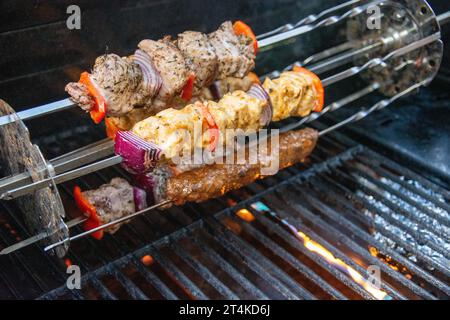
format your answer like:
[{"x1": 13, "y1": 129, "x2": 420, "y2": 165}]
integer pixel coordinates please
[
  {"x1": 299, "y1": 176, "x2": 450, "y2": 298},
  {"x1": 331, "y1": 166, "x2": 450, "y2": 264},
  {"x1": 190, "y1": 235, "x2": 269, "y2": 299},
  {"x1": 227, "y1": 214, "x2": 348, "y2": 299},
  {"x1": 347, "y1": 161, "x2": 450, "y2": 230},
  {"x1": 149, "y1": 249, "x2": 208, "y2": 299},
  {"x1": 281, "y1": 187, "x2": 424, "y2": 299},
  {"x1": 168, "y1": 242, "x2": 239, "y2": 299},
  {"x1": 201, "y1": 216, "x2": 314, "y2": 300},
  {"x1": 316, "y1": 169, "x2": 450, "y2": 277}
]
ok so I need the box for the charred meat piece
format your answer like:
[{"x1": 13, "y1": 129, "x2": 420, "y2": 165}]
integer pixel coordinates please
[
  {"x1": 208, "y1": 21, "x2": 255, "y2": 79},
  {"x1": 165, "y1": 128, "x2": 318, "y2": 205},
  {"x1": 176, "y1": 31, "x2": 218, "y2": 89},
  {"x1": 82, "y1": 177, "x2": 135, "y2": 234}
]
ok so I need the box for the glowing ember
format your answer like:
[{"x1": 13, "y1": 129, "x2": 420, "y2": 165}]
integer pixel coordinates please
[
  {"x1": 64, "y1": 258, "x2": 72, "y2": 268},
  {"x1": 250, "y1": 201, "x2": 389, "y2": 300},
  {"x1": 235, "y1": 208, "x2": 255, "y2": 222},
  {"x1": 369, "y1": 246, "x2": 413, "y2": 279},
  {"x1": 141, "y1": 255, "x2": 154, "y2": 266}
]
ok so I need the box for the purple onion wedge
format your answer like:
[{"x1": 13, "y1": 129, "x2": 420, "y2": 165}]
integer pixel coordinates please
[
  {"x1": 115, "y1": 131, "x2": 162, "y2": 174},
  {"x1": 133, "y1": 186, "x2": 148, "y2": 211},
  {"x1": 247, "y1": 84, "x2": 273, "y2": 126},
  {"x1": 133, "y1": 49, "x2": 162, "y2": 98}
]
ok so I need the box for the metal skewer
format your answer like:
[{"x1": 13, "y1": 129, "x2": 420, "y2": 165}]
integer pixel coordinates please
[
  {"x1": 0, "y1": 32, "x2": 440, "y2": 200},
  {"x1": 42, "y1": 78, "x2": 430, "y2": 253},
  {"x1": 0, "y1": 81, "x2": 379, "y2": 255},
  {"x1": 0, "y1": 3, "x2": 445, "y2": 255},
  {"x1": 44, "y1": 200, "x2": 172, "y2": 252}
]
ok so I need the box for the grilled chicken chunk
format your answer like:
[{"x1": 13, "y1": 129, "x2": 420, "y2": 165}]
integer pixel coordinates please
[
  {"x1": 209, "y1": 21, "x2": 255, "y2": 79},
  {"x1": 176, "y1": 31, "x2": 218, "y2": 89}
]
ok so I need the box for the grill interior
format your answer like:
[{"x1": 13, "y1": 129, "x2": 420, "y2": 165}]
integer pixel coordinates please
[
  {"x1": 0, "y1": 0, "x2": 449, "y2": 301},
  {"x1": 0, "y1": 110, "x2": 448, "y2": 300}
]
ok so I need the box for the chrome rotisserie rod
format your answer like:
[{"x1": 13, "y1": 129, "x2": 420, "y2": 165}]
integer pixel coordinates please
[
  {"x1": 0, "y1": 32, "x2": 440, "y2": 200},
  {"x1": 42, "y1": 77, "x2": 431, "y2": 254}
]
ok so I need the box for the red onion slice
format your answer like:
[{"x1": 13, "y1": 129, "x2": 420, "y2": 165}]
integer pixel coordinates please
[
  {"x1": 133, "y1": 186, "x2": 148, "y2": 211},
  {"x1": 133, "y1": 49, "x2": 162, "y2": 98},
  {"x1": 247, "y1": 84, "x2": 273, "y2": 126},
  {"x1": 115, "y1": 131, "x2": 162, "y2": 174}
]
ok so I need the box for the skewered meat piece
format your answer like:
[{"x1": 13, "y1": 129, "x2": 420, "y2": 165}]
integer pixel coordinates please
[
  {"x1": 65, "y1": 21, "x2": 257, "y2": 121},
  {"x1": 81, "y1": 178, "x2": 135, "y2": 234},
  {"x1": 106, "y1": 73, "x2": 258, "y2": 132},
  {"x1": 263, "y1": 71, "x2": 318, "y2": 121},
  {"x1": 165, "y1": 128, "x2": 318, "y2": 205},
  {"x1": 176, "y1": 31, "x2": 218, "y2": 90},
  {"x1": 129, "y1": 90, "x2": 268, "y2": 159},
  {"x1": 66, "y1": 54, "x2": 152, "y2": 117},
  {"x1": 114, "y1": 69, "x2": 323, "y2": 173},
  {"x1": 75, "y1": 128, "x2": 317, "y2": 236},
  {"x1": 138, "y1": 37, "x2": 189, "y2": 113},
  {"x1": 209, "y1": 21, "x2": 256, "y2": 79}
]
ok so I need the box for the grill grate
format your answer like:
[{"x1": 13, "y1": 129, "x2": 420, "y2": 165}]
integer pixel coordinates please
[{"x1": 2, "y1": 121, "x2": 441, "y2": 300}]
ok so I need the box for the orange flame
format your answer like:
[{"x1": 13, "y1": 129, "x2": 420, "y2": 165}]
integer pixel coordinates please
[
  {"x1": 297, "y1": 231, "x2": 388, "y2": 300},
  {"x1": 64, "y1": 258, "x2": 73, "y2": 268}
]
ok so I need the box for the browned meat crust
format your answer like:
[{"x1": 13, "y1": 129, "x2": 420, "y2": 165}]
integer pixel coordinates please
[
  {"x1": 138, "y1": 37, "x2": 189, "y2": 111},
  {"x1": 66, "y1": 54, "x2": 152, "y2": 117},
  {"x1": 209, "y1": 21, "x2": 255, "y2": 79},
  {"x1": 65, "y1": 82, "x2": 94, "y2": 112},
  {"x1": 177, "y1": 31, "x2": 218, "y2": 89},
  {"x1": 82, "y1": 177, "x2": 135, "y2": 233},
  {"x1": 165, "y1": 128, "x2": 318, "y2": 205}
]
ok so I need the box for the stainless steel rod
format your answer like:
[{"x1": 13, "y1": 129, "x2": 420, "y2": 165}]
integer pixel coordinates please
[
  {"x1": 44, "y1": 200, "x2": 172, "y2": 252},
  {"x1": 319, "y1": 78, "x2": 430, "y2": 136},
  {"x1": 437, "y1": 11, "x2": 450, "y2": 26},
  {"x1": 258, "y1": 0, "x2": 384, "y2": 52},
  {"x1": 0, "y1": 155, "x2": 122, "y2": 200},
  {"x1": 0, "y1": 215, "x2": 86, "y2": 255},
  {"x1": 0, "y1": 32, "x2": 438, "y2": 200}
]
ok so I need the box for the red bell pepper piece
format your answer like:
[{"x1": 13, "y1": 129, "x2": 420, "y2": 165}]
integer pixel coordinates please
[
  {"x1": 293, "y1": 66, "x2": 324, "y2": 112},
  {"x1": 181, "y1": 73, "x2": 196, "y2": 102},
  {"x1": 233, "y1": 21, "x2": 258, "y2": 54},
  {"x1": 73, "y1": 185, "x2": 104, "y2": 240},
  {"x1": 199, "y1": 104, "x2": 219, "y2": 152},
  {"x1": 78, "y1": 72, "x2": 107, "y2": 124},
  {"x1": 105, "y1": 117, "x2": 120, "y2": 140}
]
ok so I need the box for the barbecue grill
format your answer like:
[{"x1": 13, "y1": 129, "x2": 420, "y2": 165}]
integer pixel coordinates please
[{"x1": 0, "y1": 0, "x2": 449, "y2": 300}]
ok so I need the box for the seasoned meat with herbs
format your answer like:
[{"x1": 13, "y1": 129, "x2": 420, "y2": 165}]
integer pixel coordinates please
[
  {"x1": 138, "y1": 37, "x2": 189, "y2": 112},
  {"x1": 82, "y1": 177, "x2": 135, "y2": 233},
  {"x1": 208, "y1": 21, "x2": 255, "y2": 79},
  {"x1": 176, "y1": 31, "x2": 218, "y2": 89},
  {"x1": 165, "y1": 128, "x2": 318, "y2": 205}
]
